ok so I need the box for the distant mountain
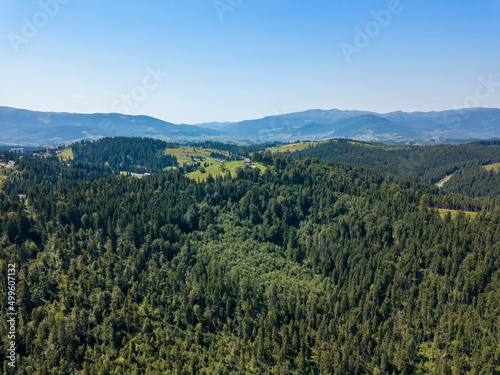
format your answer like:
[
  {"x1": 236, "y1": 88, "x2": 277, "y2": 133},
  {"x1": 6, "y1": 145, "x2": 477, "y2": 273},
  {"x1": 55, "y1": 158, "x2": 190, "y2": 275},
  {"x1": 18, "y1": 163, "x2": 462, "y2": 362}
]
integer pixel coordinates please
[
  {"x1": 300, "y1": 114, "x2": 421, "y2": 141},
  {"x1": 207, "y1": 108, "x2": 500, "y2": 144},
  {"x1": 0, "y1": 106, "x2": 222, "y2": 145},
  {"x1": 381, "y1": 108, "x2": 500, "y2": 141},
  {"x1": 2, "y1": 106, "x2": 500, "y2": 145},
  {"x1": 212, "y1": 109, "x2": 375, "y2": 139},
  {"x1": 195, "y1": 121, "x2": 236, "y2": 130}
]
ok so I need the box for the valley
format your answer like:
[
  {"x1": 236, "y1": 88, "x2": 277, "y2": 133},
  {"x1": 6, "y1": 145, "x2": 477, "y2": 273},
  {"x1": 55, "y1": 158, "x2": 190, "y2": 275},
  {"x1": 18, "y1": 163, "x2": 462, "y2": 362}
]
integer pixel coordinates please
[
  {"x1": 0, "y1": 137, "x2": 499, "y2": 373},
  {"x1": 3, "y1": 2, "x2": 499, "y2": 373}
]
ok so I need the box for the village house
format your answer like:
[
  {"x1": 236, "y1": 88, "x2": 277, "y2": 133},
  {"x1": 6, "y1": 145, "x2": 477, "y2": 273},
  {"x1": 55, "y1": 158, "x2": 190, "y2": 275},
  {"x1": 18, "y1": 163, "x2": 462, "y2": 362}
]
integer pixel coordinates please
[
  {"x1": 10, "y1": 148, "x2": 24, "y2": 155},
  {"x1": 46, "y1": 147, "x2": 58, "y2": 155}
]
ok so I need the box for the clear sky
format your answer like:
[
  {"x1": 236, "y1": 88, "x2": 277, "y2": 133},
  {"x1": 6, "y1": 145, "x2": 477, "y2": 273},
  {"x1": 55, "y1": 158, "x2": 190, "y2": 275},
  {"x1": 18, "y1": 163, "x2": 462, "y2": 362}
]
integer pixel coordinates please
[{"x1": 1, "y1": 0, "x2": 499, "y2": 124}]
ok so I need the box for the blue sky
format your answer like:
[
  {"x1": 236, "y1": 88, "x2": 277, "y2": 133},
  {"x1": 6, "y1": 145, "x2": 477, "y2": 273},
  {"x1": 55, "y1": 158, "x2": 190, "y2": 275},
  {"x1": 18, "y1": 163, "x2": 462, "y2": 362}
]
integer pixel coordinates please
[{"x1": 1, "y1": 0, "x2": 499, "y2": 124}]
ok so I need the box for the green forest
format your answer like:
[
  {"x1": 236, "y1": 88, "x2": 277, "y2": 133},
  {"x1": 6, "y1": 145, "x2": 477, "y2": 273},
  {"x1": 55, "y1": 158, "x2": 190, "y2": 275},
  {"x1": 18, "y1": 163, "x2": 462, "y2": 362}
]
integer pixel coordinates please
[
  {"x1": 296, "y1": 139, "x2": 500, "y2": 198},
  {"x1": 72, "y1": 138, "x2": 179, "y2": 174},
  {"x1": 0, "y1": 138, "x2": 499, "y2": 374}
]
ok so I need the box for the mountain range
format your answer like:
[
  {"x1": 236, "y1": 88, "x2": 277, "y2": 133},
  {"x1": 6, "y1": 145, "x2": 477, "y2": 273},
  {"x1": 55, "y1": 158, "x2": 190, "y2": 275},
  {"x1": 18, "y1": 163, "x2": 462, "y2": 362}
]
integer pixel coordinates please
[{"x1": 1, "y1": 106, "x2": 500, "y2": 146}]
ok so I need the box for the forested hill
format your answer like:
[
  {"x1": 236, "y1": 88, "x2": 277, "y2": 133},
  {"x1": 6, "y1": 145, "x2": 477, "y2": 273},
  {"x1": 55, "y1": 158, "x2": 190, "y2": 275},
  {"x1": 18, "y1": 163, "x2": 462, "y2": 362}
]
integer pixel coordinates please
[
  {"x1": 0, "y1": 147, "x2": 499, "y2": 373},
  {"x1": 71, "y1": 138, "x2": 274, "y2": 174},
  {"x1": 72, "y1": 138, "x2": 179, "y2": 174},
  {"x1": 295, "y1": 139, "x2": 500, "y2": 198}
]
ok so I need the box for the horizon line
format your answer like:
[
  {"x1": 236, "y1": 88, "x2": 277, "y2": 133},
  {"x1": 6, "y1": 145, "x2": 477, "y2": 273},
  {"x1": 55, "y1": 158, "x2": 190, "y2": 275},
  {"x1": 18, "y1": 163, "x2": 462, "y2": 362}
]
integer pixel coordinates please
[{"x1": 1, "y1": 104, "x2": 500, "y2": 126}]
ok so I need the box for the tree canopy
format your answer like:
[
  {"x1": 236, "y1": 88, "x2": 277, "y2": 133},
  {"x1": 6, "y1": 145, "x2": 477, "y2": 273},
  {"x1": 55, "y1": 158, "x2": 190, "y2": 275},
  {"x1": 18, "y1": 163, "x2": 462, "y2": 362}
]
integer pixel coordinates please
[{"x1": 0, "y1": 138, "x2": 499, "y2": 374}]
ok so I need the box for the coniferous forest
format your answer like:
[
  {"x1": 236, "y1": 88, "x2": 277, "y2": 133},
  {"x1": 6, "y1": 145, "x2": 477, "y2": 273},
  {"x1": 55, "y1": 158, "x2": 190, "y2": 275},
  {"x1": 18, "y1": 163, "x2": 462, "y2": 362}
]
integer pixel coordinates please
[
  {"x1": 0, "y1": 138, "x2": 499, "y2": 374},
  {"x1": 296, "y1": 139, "x2": 500, "y2": 197}
]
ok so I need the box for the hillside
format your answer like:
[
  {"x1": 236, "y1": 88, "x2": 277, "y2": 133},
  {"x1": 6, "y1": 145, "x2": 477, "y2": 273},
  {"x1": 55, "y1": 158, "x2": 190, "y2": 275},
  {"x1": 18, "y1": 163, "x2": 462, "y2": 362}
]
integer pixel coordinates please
[
  {"x1": 0, "y1": 138, "x2": 499, "y2": 373},
  {"x1": 442, "y1": 162, "x2": 500, "y2": 198},
  {"x1": 187, "y1": 160, "x2": 267, "y2": 182},
  {"x1": 61, "y1": 138, "x2": 254, "y2": 176},
  {"x1": 295, "y1": 139, "x2": 500, "y2": 197}
]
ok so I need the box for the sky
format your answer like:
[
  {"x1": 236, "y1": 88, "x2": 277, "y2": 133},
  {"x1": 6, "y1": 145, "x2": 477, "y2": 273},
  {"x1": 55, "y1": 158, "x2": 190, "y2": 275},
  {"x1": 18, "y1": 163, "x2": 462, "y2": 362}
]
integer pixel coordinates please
[{"x1": 0, "y1": 0, "x2": 499, "y2": 124}]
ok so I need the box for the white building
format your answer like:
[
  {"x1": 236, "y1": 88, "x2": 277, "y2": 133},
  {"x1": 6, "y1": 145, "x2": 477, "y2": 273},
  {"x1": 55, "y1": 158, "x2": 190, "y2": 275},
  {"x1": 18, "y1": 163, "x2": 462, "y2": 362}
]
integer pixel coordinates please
[{"x1": 10, "y1": 148, "x2": 24, "y2": 155}]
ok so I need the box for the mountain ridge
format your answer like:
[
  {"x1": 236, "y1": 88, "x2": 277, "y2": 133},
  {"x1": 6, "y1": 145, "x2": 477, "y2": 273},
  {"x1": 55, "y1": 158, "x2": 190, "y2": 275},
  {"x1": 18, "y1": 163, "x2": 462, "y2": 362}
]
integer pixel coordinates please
[
  {"x1": 1, "y1": 105, "x2": 500, "y2": 145},
  {"x1": 0, "y1": 106, "x2": 223, "y2": 145}
]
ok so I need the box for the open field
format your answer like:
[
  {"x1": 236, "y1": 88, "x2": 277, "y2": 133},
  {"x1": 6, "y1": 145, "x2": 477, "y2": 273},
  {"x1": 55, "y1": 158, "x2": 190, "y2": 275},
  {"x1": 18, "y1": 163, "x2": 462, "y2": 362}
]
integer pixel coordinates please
[
  {"x1": 119, "y1": 171, "x2": 148, "y2": 178},
  {"x1": 483, "y1": 163, "x2": 500, "y2": 173},
  {"x1": 163, "y1": 146, "x2": 230, "y2": 167},
  {"x1": 268, "y1": 140, "x2": 407, "y2": 155},
  {"x1": 345, "y1": 140, "x2": 411, "y2": 151},
  {"x1": 58, "y1": 148, "x2": 74, "y2": 161},
  {"x1": 266, "y1": 142, "x2": 322, "y2": 153},
  {"x1": 438, "y1": 208, "x2": 478, "y2": 220},
  {"x1": 187, "y1": 160, "x2": 267, "y2": 182}
]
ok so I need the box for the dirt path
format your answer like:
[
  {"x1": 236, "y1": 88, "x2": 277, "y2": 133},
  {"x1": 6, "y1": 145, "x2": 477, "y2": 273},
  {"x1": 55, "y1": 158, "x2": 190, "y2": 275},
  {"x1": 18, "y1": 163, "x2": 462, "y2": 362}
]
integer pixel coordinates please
[{"x1": 437, "y1": 174, "x2": 454, "y2": 188}]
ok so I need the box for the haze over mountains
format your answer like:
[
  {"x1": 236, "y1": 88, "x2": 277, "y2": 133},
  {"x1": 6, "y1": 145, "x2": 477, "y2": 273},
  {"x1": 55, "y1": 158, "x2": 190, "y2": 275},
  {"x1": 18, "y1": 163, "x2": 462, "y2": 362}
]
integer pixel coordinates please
[
  {"x1": 199, "y1": 108, "x2": 500, "y2": 144},
  {"x1": 0, "y1": 106, "x2": 220, "y2": 146},
  {"x1": 1, "y1": 106, "x2": 500, "y2": 146}
]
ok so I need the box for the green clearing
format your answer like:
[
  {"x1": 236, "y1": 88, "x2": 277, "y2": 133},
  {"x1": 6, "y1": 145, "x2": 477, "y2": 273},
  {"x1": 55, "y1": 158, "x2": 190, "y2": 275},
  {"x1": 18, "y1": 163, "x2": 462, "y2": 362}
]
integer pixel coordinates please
[
  {"x1": 438, "y1": 208, "x2": 478, "y2": 220},
  {"x1": 483, "y1": 163, "x2": 500, "y2": 173},
  {"x1": 58, "y1": 148, "x2": 74, "y2": 161},
  {"x1": 163, "y1": 146, "x2": 229, "y2": 167},
  {"x1": 187, "y1": 160, "x2": 267, "y2": 182},
  {"x1": 267, "y1": 140, "x2": 406, "y2": 155},
  {"x1": 119, "y1": 171, "x2": 146, "y2": 178},
  {"x1": 346, "y1": 141, "x2": 410, "y2": 151},
  {"x1": 266, "y1": 142, "x2": 321, "y2": 153}
]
